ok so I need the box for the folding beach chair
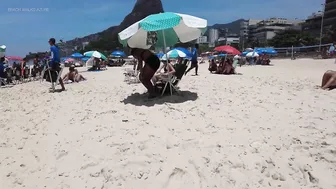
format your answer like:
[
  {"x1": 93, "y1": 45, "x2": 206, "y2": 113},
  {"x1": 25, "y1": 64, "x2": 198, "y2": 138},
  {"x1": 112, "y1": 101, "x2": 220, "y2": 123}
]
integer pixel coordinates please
[
  {"x1": 156, "y1": 60, "x2": 189, "y2": 96},
  {"x1": 123, "y1": 68, "x2": 140, "y2": 84},
  {"x1": 41, "y1": 61, "x2": 64, "y2": 92},
  {"x1": 0, "y1": 77, "x2": 6, "y2": 86}
]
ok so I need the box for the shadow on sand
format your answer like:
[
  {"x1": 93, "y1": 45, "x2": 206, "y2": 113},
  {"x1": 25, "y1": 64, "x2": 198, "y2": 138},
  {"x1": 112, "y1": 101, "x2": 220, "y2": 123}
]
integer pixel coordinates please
[{"x1": 121, "y1": 90, "x2": 198, "y2": 106}]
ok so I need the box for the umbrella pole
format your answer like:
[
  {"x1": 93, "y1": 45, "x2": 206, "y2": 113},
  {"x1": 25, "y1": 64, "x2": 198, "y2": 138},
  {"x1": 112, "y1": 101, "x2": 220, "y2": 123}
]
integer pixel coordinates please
[{"x1": 162, "y1": 30, "x2": 168, "y2": 61}]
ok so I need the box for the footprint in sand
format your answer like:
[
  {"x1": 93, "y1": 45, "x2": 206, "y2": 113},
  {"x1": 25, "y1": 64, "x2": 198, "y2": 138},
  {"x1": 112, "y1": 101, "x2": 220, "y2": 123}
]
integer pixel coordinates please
[{"x1": 163, "y1": 168, "x2": 196, "y2": 189}]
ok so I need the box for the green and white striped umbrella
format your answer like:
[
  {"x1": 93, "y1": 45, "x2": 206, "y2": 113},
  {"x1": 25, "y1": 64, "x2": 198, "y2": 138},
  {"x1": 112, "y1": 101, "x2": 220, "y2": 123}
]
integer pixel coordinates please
[
  {"x1": 84, "y1": 51, "x2": 107, "y2": 60},
  {"x1": 0, "y1": 45, "x2": 6, "y2": 57},
  {"x1": 118, "y1": 12, "x2": 207, "y2": 49}
]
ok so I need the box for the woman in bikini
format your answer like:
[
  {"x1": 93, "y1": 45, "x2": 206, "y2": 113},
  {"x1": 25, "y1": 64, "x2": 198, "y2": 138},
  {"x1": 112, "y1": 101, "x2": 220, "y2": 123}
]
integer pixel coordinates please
[
  {"x1": 321, "y1": 70, "x2": 336, "y2": 90},
  {"x1": 129, "y1": 48, "x2": 161, "y2": 98},
  {"x1": 151, "y1": 60, "x2": 176, "y2": 83}
]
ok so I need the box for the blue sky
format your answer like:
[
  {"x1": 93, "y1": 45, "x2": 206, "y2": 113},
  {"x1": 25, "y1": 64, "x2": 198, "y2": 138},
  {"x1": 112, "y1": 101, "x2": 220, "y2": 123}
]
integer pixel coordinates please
[{"x1": 1, "y1": 0, "x2": 324, "y2": 56}]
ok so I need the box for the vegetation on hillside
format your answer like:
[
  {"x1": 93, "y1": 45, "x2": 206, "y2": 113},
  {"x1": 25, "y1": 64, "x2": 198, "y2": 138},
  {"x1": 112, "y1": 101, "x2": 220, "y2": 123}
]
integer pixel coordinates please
[{"x1": 268, "y1": 29, "x2": 317, "y2": 47}]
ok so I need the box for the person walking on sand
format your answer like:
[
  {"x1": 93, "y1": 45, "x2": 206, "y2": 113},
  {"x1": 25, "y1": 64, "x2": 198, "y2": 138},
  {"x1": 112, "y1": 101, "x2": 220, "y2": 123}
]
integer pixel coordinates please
[
  {"x1": 48, "y1": 38, "x2": 65, "y2": 91},
  {"x1": 185, "y1": 44, "x2": 199, "y2": 76}
]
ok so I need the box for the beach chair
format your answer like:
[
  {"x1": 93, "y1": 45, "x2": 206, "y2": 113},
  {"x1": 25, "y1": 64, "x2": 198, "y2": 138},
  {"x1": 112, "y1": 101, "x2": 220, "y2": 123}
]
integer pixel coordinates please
[
  {"x1": 41, "y1": 61, "x2": 64, "y2": 92},
  {"x1": 155, "y1": 60, "x2": 189, "y2": 96},
  {"x1": 124, "y1": 68, "x2": 140, "y2": 84},
  {"x1": 0, "y1": 76, "x2": 6, "y2": 86},
  {"x1": 100, "y1": 63, "x2": 107, "y2": 70}
]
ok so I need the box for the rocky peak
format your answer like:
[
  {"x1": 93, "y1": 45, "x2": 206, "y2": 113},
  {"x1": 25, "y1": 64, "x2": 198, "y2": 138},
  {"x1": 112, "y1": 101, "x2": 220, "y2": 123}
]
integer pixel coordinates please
[{"x1": 112, "y1": 0, "x2": 164, "y2": 36}]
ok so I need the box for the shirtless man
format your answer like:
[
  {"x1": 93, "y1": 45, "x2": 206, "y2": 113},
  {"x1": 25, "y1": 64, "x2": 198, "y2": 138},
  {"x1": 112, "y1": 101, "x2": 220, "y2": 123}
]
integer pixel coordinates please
[{"x1": 63, "y1": 65, "x2": 86, "y2": 83}]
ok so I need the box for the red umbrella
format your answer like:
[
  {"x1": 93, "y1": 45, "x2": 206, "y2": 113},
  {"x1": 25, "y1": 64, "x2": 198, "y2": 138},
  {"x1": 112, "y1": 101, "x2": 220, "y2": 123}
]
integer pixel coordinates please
[
  {"x1": 214, "y1": 45, "x2": 241, "y2": 55},
  {"x1": 6, "y1": 56, "x2": 23, "y2": 61}
]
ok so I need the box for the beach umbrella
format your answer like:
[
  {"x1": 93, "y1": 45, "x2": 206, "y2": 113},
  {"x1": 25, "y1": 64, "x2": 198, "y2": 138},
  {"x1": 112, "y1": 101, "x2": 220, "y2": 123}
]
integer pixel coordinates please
[
  {"x1": 173, "y1": 47, "x2": 192, "y2": 57},
  {"x1": 234, "y1": 55, "x2": 240, "y2": 59},
  {"x1": 61, "y1": 57, "x2": 70, "y2": 62},
  {"x1": 65, "y1": 58, "x2": 75, "y2": 62},
  {"x1": 214, "y1": 45, "x2": 241, "y2": 55},
  {"x1": 156, "y1": 53, "x2": 164, "y2": 58},
  {"x1": 6, "y1": 56, "x2": 23, "y2": 61},
  {"x1": 71, "y1": 52, "x2": 84, "y2": 58},
  {"x1": 246, "y1": 52, "x2": 259, "y2": 57},
  {"x1": 118, "y1": 12, "x2": 207, "y2": 49},
  {"x1": 166, "y1": 49, "x2": 188, "y2": 58},
  {"x1": 256, "y1": 48, "x2": 277, "y2": 55},
  {"x1": 218, "y1": 53, "x2": 227, "y2": 57},
  {"x1": 111, "y1": 50, "x2": 126, "y2": 57},
  {"x1": 127, "y1": 55, "x2": 134, "y2": 59},
  {"x1": 84, "y1": 51, "x2": 107, "y2": 60},
  {"x1": 81, "y1": 57, "x2": 89, "y2": 61},
  {"x1": 0, "y1": 45, "x2": 6, "y2": 57},
  {"x1": 241, "y1": 51, "x2": 248, "y2": 56},
  {"x1": 245, "y1": 48, "x2": 253, "y2": 52}
]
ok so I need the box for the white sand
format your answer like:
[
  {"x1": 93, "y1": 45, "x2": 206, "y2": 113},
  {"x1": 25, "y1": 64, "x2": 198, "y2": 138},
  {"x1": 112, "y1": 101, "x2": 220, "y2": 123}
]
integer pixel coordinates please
[{"x1": 1, "y1": 59, "x2": 336, "y2": 189}]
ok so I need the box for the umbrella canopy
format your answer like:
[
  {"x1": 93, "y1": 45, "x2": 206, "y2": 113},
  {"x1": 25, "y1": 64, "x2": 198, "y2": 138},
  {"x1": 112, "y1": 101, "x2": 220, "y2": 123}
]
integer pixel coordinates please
[
  {"x1": 71, "y1": 52, "x2": 84, "y2": 58},
  {"x1": 6, "y1": 56, "x2": 23, "y2": 61},
  {"x1": 111, "y1": 50, "x2": 126, "y2": 57},
  {"x1": 166, "y1": 49, "x2": 188, "y2": 58},
  {"x1": 218, "y1": 53, "x2": 227, "y2": 57},
  {"x1": 245, "y1": 48, "x2": 253, "y2": 52},
  {"x1": 173, "y1": 47, "x2": 192, "y2": 57},
  {"x1": 61, "y1": 57, "x2": 71, "y2": 61},
  {"x1": 118, "y1": 12, "x2": 207, "y2": 49},
  {"x1": 234, "y1": 55, "x2": 241, "y2": 59},
  {"x1": 246, "y1": 52, "x2": 259, "y2": 57},
  {"x1": 84, "y1": 51, "x2": 107, "y2": 60},
  {"x1": 0, "y1": 45, "x2": 5, "y2": 57},
  {"x1": 81, "y1": 57, "x2": 89, "y2": 61},
  {"x1": 214, "y1": 45, "x2": 241, "y2": 55},
  {"x1": 156, "y1": 53, "x2": 164, "y2": 58},
  {"x1": 241, "y1": 51, "x2": 248, "y2": 56},
  {"x1": 65, "y1": 58, "x2": 75, "y2": 62},
  {"x1": 256, "y1": 48, "x2": 277, "y2": 55}
]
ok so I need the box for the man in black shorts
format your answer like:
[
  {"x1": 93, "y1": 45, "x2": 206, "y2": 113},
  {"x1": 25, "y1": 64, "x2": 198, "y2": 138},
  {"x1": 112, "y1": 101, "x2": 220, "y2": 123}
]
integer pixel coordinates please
[
  {"x1": 185, "y1": 44, "x2": 199, "y2": 76},
  {"x1": 48, "y1": 38, "x2": 65, "y2": 91}
]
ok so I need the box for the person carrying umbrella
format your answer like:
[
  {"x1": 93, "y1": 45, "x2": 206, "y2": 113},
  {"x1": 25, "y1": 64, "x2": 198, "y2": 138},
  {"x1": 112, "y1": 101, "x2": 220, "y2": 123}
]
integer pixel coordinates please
[
  {"x1": 185, "y1": 44, "x2": 199, "y2": 76},
  {"x1": 128, "y1": 47, "x2": 161, "y2": 98}
]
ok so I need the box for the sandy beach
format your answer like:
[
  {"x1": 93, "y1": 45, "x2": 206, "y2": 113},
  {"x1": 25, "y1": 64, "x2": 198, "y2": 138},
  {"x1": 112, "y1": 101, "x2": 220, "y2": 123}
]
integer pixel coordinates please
[{"x1": 1, "y1": 59, "x2": 336, "y2": 189}]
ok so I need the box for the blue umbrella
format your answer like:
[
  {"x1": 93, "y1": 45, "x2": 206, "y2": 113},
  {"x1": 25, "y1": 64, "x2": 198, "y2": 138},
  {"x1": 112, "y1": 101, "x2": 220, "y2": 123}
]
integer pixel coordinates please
[
  {"x1": 256, "y1": 48, "x2": 277, "y2": 55},
  {"x1": 71, "y1": 52, "x2": 84, "y2": 58},
  {"x1": 111, "y1": 50, "x2": 126, "y2": 57},
  {"x1": 81, "y1": 57, "x2": 89, "y2": 61},
  {"x1": 156, "y1": 53, "x2": 164, "y2": 58},
  {"x1": 172, "y1": 47, "x2": 192, "y2": 58},
  {"x1": 241, "y1": 51, "x2": 248, "y2": 56},
  {"x1": 218, "y1": 53, "x2": 227, "y2": 57},
  {"x1": 61, "y1": 57, "x2": 71, "y2": 61}
]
